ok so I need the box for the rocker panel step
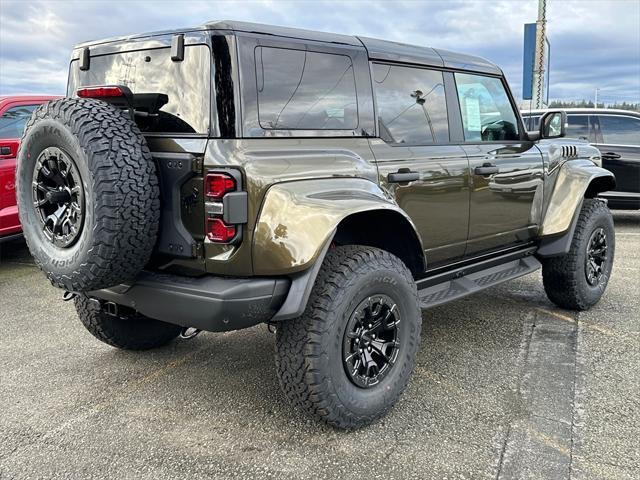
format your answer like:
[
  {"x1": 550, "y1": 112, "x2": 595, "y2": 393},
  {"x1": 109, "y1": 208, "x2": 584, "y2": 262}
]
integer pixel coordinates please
[{"x1": 418, "y1": 256, "x2": 541, "y2": 309}]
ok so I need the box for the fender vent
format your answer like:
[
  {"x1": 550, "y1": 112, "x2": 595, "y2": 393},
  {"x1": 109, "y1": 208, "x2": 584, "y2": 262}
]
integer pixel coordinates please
[{"x1": 561, "y1": 145, "x2": 578, "y2": 158}]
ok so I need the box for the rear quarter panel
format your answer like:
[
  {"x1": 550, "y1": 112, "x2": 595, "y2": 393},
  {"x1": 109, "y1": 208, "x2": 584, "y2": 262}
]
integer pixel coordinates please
[{"x1": 202, "y1": 138, "x2": 380, "y2": 275}]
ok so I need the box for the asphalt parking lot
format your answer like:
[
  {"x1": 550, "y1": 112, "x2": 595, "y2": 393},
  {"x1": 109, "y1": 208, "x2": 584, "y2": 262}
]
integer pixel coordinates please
[{"x1": 0, "y1": 211, "x2": 638, "y2": 480}]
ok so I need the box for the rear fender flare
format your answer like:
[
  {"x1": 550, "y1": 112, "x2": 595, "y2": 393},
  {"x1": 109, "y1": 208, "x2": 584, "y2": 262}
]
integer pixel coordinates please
[
  {"x1": 258, "y1": 178, "x2": 425, "y2": 321},
  {"x1": 252, "y1": 177, "x2": 424, "y2": 275}
]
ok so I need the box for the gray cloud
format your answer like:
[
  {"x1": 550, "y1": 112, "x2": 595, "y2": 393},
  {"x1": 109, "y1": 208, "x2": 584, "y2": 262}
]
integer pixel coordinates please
[{"x1": 1, "y1": 0, "x2": 638, "y2": 104}]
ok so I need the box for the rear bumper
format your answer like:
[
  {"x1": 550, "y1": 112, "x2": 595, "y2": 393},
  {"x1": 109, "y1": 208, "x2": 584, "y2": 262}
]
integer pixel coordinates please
[{"x1": 90, "y1": 271, "x2": 290, "y2": 332}]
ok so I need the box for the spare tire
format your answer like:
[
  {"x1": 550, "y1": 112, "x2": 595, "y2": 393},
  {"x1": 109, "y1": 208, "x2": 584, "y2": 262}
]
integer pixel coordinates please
[{"x1": 16, "y1": 98, "x2": 160, "y2": 292}]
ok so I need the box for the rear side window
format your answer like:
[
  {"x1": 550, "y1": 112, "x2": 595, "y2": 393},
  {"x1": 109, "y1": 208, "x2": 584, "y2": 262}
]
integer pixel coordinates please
[
  {"x1": 0, "y1": 105, "x2": 39, "y2": 139},
  {"x1": 68, "y1": 45, "x2": 211, "y2": 134},
  {"x1": 455, "y1": 73, "x2": 519, "y2": 142},
  {"x1": 255, "y1": 47, "x2": 358, "y2": 130},
  {"x1": 597, "y1": 115, "x2": 640, "y2": 146},
  {"x1": 372, "y1": 63, "x2": 448, "y2": 144},
  {"x1": 566, "y1": 115, "x2": 591, "y2": 141}
]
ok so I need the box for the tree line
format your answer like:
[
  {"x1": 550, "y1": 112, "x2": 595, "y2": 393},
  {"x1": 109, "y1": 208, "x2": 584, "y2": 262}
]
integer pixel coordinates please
[{"x1": 548, "y1": 100, "x2": 640, "y2": 111}]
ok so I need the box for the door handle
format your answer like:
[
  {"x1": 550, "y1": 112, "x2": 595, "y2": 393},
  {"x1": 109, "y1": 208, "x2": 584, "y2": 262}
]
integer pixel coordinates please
[
  {"x1": 601, "y1": 152, "x2": 621, "y2": 160},
  {"x1": 474, "y1": 163, "x2": 499, "y2": 175},
  {"x1": 388, "y1": 170, "x2": 420, "y2": 183}
]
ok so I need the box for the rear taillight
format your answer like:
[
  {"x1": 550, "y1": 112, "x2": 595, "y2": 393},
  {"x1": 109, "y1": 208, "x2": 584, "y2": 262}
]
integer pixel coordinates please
[
  {"x1": 204, "y1": 171, "x2": 244, "y2": 244},
  {"x1": 206, "y1": 218, "x2": 236, "y2": 243},
  {"x1": 77, "y1": 86, "x2": 125, "y2": 98},
  {"x1": 205, "y1": 173, "x2": 235, "y2": 199}
]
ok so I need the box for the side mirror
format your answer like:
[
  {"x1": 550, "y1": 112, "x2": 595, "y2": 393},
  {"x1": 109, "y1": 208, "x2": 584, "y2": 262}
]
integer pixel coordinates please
[{"x1": 540, "y1": 110, "x2": 567, "y2": 139}]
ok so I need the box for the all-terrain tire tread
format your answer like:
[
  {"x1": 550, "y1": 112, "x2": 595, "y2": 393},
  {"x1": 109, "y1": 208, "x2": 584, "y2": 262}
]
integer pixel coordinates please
[
  {"x1": 541, "y1": 199, "x2": 614, "y2": 310},
  {"x1": 17, "y1": 98, "x2": 160, "y2": 291},
  {"x1": 275, "y1": 245, "x2": 421, "y2": 429},
  {"x1": 74, "y1": 296, "x2": 181, "y2": 350}
]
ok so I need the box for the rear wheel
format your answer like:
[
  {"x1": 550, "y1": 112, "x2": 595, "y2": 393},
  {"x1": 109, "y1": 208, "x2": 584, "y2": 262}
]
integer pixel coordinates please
[
  {"x1": 542, "y1": 199, "x2": 615, "y2": 310},
  {"x1": 74, "y1": 296, "x2": 181, "y2": 350},
  {"x1": 275, "y1": 246, "x2": 422, "y2": 429}
]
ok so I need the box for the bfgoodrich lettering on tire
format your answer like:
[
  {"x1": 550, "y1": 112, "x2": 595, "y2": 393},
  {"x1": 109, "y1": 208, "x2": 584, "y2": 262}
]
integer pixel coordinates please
[
  {"x1": 275, "y1": 245, "x2": 422, "y2": 429},
  {"x1": 16, "y1": 98, "x2": 160, "y2": 292}
]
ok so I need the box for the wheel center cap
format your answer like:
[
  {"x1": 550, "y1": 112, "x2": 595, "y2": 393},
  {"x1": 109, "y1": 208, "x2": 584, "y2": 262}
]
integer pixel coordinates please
[{"x1": 46, "y1": 189, "x2": 71, "y2": 204}]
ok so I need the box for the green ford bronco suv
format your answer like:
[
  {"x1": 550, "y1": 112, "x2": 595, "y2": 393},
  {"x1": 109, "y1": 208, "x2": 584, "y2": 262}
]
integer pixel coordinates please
[{"x1": 17, "y1": 21, "x2": 615, "y2": 429}]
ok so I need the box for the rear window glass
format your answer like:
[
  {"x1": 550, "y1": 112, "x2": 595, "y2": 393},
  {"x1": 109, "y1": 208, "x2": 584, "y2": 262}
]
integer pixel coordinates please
[
  {"x1": 68, "y1": 45, "x2": 211, "y2": 134},
  {"x1": 0, "y1": 104, "x2": 39, "y2": 139},
  {"x1": 255, "y1": 47, "x2": 358, "y2": 130}
]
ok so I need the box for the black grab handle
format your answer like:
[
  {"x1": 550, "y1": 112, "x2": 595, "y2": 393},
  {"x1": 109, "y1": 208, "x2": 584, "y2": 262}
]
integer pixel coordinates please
[{"x1": 388, "y1": 171, "x2": 420, "y2": 183}]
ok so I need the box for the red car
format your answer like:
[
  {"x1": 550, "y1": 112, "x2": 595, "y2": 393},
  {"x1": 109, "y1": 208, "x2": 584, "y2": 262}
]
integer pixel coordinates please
[{"x1": 0, "y1": 95, "x2": 61, "y2": 241}]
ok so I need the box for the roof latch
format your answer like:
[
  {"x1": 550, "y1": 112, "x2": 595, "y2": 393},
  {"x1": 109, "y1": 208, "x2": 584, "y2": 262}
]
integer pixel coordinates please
[
  {"x1": 171, "y1": 34, "x2": 185, "y2": 62},
  {"x1": 79, "y1": 47, "x2": 90, "y2": 71}
]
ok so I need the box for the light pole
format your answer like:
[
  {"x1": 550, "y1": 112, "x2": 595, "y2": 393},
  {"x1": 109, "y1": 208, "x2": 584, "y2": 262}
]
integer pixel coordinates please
[{"x1": 532, "y1": 0, "x2": 547, "y2": 109}]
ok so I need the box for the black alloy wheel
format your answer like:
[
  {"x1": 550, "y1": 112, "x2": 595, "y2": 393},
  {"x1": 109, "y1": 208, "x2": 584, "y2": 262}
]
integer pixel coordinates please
[
  {"x1": 32, "y1": 147, "x2": 84, "y2": 248},
  {"x1": 343, "y1": 295, "x2": 401, "y2": 388},
  {"x1": 585, "y1": 227, "x2": 608, "y2": 286}
]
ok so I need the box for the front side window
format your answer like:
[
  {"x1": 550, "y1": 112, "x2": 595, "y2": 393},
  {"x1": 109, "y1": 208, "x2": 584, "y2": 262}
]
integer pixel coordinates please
[
  {"x1": 0, "y1": 105, "x2": 39, "y2": 139},
  {"x1": 372, "y1": 63, "x2": 448, "y2": 144},
  {"x1": 598, "y1": 115, "x2": 640, "y2": 146},
  {"x1": 255, "y1": 47, "x2": 358, "y2": 130},
  {"x1": 455, "y1": 73, "x2": 519, "y2": 142},
  {"x1": 566, "y1": 115, "x2": 590, "y2": 141}
]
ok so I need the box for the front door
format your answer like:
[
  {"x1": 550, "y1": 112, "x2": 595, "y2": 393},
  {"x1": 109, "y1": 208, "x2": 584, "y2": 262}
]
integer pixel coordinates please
[
  {"x1": 368, "y1": 63, "x2": 470, "y2": 268},
  {"x1": 453, "y1": 72, "x2": 544, "y2": 255}
]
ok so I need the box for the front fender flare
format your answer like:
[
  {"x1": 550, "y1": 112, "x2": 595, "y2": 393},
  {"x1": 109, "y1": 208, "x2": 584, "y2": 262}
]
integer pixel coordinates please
[
  {"x1": 537, "y1": 159, "x2": 615, "y2": 257},
  {"x1": 541, "y1": 159, "x2": 615, "y2": 237}
]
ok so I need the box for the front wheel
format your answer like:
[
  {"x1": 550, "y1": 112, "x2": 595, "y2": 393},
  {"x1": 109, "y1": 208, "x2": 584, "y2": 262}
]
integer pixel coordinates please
[
  {"x1": 275, "y1": 246, "x2": 422, "y2": 429},
  {"x1": 541, "y1": 199, "x2": 615, "y2": 311}
]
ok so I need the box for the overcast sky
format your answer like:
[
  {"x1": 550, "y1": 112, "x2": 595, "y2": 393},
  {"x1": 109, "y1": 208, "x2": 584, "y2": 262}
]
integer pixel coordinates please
[{"x1": 1, "y1": 0, "x2": 639, "y2": 104}]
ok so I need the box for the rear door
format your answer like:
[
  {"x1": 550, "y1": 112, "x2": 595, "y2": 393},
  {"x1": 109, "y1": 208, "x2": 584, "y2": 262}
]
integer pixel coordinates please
[
  {"x1": 592, "y1": 113, "x2": 640, "y2": 195},
  {"x1": 0, "y1": 102, "x2": 41, "y2": 235},
  {"x1": 453, "y1": 72, "x2": 544, "y2": 256},
  {"x1": 368, "y1": 63, "x2": 470, "y2": 267}
]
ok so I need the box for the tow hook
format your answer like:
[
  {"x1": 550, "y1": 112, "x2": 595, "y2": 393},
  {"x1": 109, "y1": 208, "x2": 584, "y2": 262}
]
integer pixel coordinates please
[
  {"x1": 180, "y1": 327, "x2": 201, "y2": 339},
  {"x1": 62, "y1": 291, "x2": 77, "y2": 302}
]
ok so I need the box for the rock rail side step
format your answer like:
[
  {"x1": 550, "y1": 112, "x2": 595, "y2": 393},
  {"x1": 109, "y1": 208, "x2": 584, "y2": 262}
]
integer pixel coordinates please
[{"x1": 417, "y1": 256, "x2": 541, "y2": 309}]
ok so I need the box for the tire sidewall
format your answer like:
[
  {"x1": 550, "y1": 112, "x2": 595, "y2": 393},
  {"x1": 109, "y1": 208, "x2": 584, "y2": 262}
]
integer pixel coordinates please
[
  {"x1": 318, "y1": 261, "x2": 420, "y2": 417},
  {"x1": 17, "y1": 118, "x2": 96, "y2": 275},
  {"x1": 575, "y1": 203, "x2": 615, "y2": 304}
]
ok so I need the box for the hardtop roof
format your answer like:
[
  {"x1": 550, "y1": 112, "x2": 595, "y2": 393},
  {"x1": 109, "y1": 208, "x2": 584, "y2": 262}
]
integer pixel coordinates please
[{"x1": 74, "y1": 20, "x2": 501, "y2": 75}]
